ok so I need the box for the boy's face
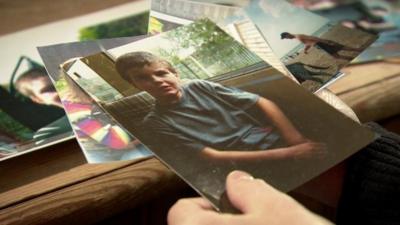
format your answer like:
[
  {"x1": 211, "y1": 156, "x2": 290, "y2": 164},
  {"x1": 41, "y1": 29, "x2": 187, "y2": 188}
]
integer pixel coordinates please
[
  {"x1": 17, "y1": 75, "x2": 61, "y2": 107},
  {"x1": 127, "y1": 61, "x2": 181, "y2": 101}
]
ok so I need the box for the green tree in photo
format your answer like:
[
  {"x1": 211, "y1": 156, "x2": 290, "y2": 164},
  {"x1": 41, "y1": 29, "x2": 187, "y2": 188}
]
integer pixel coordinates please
[
  {"x1": 79, "y1": 12, "x2": 149, "y2": 41},
  {"x1": 164, "y1": 19, "x2": 238, "y2": 56},
  {"x1": 54, "y1": 77, "x2": 68, "y2": 93},
  {"x1": 0, "y1": 110, "x2": 34, "y2": 141},
  {"x1": 160, "y1": 19, "x2": 263, "y2": 78}
]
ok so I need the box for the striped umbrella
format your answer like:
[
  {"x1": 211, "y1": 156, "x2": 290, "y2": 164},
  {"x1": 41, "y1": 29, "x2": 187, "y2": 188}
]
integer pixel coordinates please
[
  {"x1": 78, "y1": 119, "x2": 131, "y2": 149},
  {"x1": 63, "y1": 101, "x2": 131, "y2": 149}
]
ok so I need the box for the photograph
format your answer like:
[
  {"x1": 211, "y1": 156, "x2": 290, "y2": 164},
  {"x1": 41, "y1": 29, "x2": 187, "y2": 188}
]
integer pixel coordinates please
[
  {"x1": 288, "y1": 0, "x2": 358, "y2": 11},
  {"x1": 148, "y1": 0, "x2": 377, "y2": 92},
  {"x1": 362, "y1": 0, "x2": 400, "y2": 29},
  {"x1": 149, "y1": 0, "x2": 296, "y2": 85},
  {"x1": 354, "y1": 29, "x2": 400, "y2": 63},
  {"x1": 313, "y1": 0, "x2": 400, "y2": 63},
  {"x1": 61, "y1": 19, "x2": 375, "y2": 210},
  {"x1": 148, "y1": 0, "x2": 241, "y2": 33},
  {"x1": 0, "y1": 58, "x2": 73, "y2": 160},
  {"x1": 38, "y1": 37, "x2": 152, "y2": 163},
  {"x1": 242, "y1": 0, "x2": 377, "y2": 91},
  {"x1": 0, "y1": 0, "x2": 149, "y2": 161},
  {"x1": 314, "y1": 1, "x2": 396, "y2": 34}
]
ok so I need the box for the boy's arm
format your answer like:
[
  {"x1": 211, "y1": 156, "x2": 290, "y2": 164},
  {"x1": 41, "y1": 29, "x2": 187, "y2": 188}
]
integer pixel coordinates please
[
  {"x1": 296, "y1": 35, "x2": 318, "y2": 54},
  {"x1": 303, "y1": 44, "x2": 312, "y2": 54},
  {"x1": 256, "y1": 97, "x2": 306, "y2": 145},
  {"x1": 297, "y1": 34, "x2": 323, "y2": 43},
  {"x1": 201, "y1": 142, "x2": 326, "y2": 161},
  {"x1": 200, "y1": 97, "x2": 327, "y2": 162}
]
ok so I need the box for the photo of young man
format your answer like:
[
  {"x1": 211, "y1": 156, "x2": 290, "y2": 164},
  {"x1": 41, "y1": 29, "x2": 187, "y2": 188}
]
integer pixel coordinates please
[
  {"x1": 280, "y1": 32, "x2": 363, "y2": 60},
  {"x1": 63, "y1": 19, "x2": 375, "y2": 209},
  {"x1": 115, "y1": 51, "x2": 326, "y2": 162}
]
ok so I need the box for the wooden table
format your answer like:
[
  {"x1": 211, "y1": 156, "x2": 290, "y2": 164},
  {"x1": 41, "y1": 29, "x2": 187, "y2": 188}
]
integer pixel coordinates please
[
  {"x1": 0, "y1": 1, "x2": 185, "y2": 224},
  {"x1": 1, "y1": 61, "x2": 398, "y2": 225},
  {"x1": 1, "y1": 1, "x2": 399, "y2": 224},
  {"x1": 0, "y1": 141, "x2": 186, "y2": 224}
]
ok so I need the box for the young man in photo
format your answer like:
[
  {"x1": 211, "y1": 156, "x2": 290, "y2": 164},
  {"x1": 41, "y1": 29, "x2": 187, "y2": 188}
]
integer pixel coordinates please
[
  {"x1": 280, "y1": 32, "x2": 363, "y2": 60},
  {"x1": 115, "y1": 51, "x2": 325, "y2": 162},
  {"x1": 15, "y1": 67, "x2": 63, "y2": 108},
  {"x1": 14, "y1": 67, "x2": 70, "y2": 142}
]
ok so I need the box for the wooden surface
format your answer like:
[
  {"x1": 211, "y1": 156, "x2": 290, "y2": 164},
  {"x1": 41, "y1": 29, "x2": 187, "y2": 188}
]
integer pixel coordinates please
[
  {"x1": 0, "y1": 63, "x2": 398, "y2": 225},
  {"x1": 0, "y1": 139, "x2": 185, "y2": 225},
  {"x1": 0, "y1": 156, "x2": 184, "y2": 225},
  {"x1": 0, "y1": 0, "x2": 399, "y2": 224},
  {"x1": 0, "y1": 139, "x2": 85, "y2": 193},
  {"x1": 329, "y1": 60, "x2": 400, "y2": 122},
  {"x1": 0, "y1": 0, "x2": 135, "y2": 35},
  {"x1": 0, "y1": 1, "x2": 184, "y2": 224}
]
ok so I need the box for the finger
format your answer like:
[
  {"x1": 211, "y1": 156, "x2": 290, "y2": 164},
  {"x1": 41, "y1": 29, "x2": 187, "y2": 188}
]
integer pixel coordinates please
[
  {"x1": 168, "y1": 197, "x2": 216, "y2": 225},
  {"x1": 167, "y1": 198, "x2": 248, "y2": 225},
  {"x1": 225, "y1": 170, "x2": 281, "y2": 213},
  {"x1": 184, "y1": 197, "x2": 215, "y2": 210}
]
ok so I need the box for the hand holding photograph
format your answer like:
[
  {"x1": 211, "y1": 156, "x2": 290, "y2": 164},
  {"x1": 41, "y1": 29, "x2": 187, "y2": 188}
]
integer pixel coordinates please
[{"x1": 57, "y1": 19, "x2": 376, "y2": 210}]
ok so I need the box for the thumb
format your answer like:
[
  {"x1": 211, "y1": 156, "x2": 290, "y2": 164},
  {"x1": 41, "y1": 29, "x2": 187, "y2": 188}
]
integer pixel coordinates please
[{"x1": 225, "y1": 170, "x2": 280, "y2": 214}]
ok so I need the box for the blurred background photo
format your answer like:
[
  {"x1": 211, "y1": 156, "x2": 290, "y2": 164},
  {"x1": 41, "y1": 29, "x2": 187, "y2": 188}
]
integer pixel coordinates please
[{"x1": 0, "y1": 0, "x2": 149, "y2": 161}]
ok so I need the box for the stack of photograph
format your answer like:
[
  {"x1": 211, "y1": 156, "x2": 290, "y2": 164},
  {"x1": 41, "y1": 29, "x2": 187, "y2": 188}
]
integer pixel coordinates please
[
  {"x1": 34, "y1": 0, "x2": 385, "y2": 211},
  {"x1": 0, "y1": 0, "x2": 151, "y2": 162},
  {"x1": 3, "y1": 0, "x2": 400, "y2": 215}
]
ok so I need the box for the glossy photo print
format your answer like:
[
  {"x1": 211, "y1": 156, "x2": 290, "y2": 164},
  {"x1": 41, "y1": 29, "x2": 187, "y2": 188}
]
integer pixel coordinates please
[
  {"x1": 57, "y1": 69, "x2": 151, "y2": 163},
  {"x1": 60, "y1": 20, "x2": 376, "y2": 210},
  {"x1": 148, "y1": 0, "x2": 377, "y2": 92},
  {"x1": 38, "y1": 37, "x2": 152, "y2": 163},
  {"x1": 148, "y1": 0, "x2": 295, "y2": 84},
  {"x1": 287, "y1": 0, "x2": 358, "y2": 10},
  {"x1": 0, "y1": 58, "x2": 73, "y2": 161},
  {"x1": 0, "y1": 0, "x2": 149, "y2": 161},
  {"x1": 242, "y1": 0, "x2": 377, "y2": 91},
  {"x1": 313, "y1": 0, "x2": 400, "y2": 63}
]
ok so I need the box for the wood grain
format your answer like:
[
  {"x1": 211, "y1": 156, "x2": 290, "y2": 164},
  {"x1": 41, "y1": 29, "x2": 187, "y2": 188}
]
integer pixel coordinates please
[
  {"x1": 0, "y1": 158, "x2": 184, "y2": 225},
  {"x1": 0, "y1": 1, "x2": 399, "y2": 224},
  {"x1": 329, "y1": 60, "x2": 400, "y2": 122},
  {"x1": 0, "y1": 139, "x2": 85, "y2": 193},
  {"x1": 0, "y1": 156, "x2": 150, "y2": 210},
  {"x1": 0, "y1": 0, "x2": 137, "y2": 35}
]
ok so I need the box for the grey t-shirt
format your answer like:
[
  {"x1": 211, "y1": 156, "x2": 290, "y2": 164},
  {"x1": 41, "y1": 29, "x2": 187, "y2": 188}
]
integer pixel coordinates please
[{"x1": 141, "y1": 80, "x2": 280, "y2": 152}]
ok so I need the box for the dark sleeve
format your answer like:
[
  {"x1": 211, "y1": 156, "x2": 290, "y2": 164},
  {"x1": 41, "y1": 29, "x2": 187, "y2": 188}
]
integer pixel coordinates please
[
  {"x1": 336, "y1": 122, "x2": 400, "y2": 225},
  {"x1": 136, "y1": 116, "x2": 205, "y2": 159},
  {"x1": 202, "y1": 80, "x2": 259, "y2": 111}
]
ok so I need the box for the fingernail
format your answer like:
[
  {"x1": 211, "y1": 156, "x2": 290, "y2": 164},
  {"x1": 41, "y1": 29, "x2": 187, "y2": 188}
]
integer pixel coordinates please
[{"x1": 229, "y1": 170, "x2": 254, "y2": 181}]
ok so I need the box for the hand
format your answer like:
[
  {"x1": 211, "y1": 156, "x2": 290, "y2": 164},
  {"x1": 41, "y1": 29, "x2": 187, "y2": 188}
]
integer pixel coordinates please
[
  {"x1": 293, "y1": 140, "x2": 327, "y2": 159},
  {"x1": 168, "y1": 171, "x2": 333, "y2": 225}
]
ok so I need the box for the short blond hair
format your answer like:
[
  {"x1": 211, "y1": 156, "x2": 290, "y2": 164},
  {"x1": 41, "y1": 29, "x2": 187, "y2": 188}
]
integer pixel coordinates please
[{"x1": 115, "y1": 51, "x2": 175, "y2": 82}]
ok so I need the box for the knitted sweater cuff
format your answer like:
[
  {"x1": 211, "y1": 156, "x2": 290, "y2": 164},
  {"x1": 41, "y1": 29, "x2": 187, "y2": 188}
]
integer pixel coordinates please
[{"x1": 336, "y1": 122, "x2": 400, "y2": 225}]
